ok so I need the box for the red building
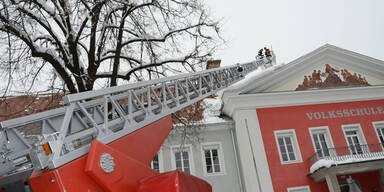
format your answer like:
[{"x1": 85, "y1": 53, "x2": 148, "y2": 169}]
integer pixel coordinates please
[{"x1": 221, "y1": 44, "x2": 384, "y2": 192}]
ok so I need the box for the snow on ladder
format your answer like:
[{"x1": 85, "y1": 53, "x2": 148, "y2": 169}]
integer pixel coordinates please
[{"x1": 0, "y1": 58, "x2": 270, "y2": 177}]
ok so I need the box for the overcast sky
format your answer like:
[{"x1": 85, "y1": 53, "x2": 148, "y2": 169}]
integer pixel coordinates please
[{"x1": 205, "y1": 0, "x2": 384, "y2": 66}]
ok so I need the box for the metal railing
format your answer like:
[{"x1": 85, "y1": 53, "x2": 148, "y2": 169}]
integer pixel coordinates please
[{"x1": 308, "y1": 143, "x2": 384, "y2": 167}]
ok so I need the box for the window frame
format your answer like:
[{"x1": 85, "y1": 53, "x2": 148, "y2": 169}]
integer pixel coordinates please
[
  {"x1": 170, "y1": 144, "x2": 195, "y2": 175},
  {"x1": 342, "y1": 124, "x2": 367, "y2": 154},
  {"x1": 372, "y1": 121, "x2": 384, "y2": 148},
  {"x1": 274, "y1": 129, "x2": 303, "y2": 164},
  {"x1": 150, "y1": 149, "x2": 164, "y2": 173},
  {"x1": 309, "y1": 126, "x2": 335, "y2": 158},
  {"x1": 287, "y1": 185, "x2": 311, "y2": 192},
  {"x1": 200, "y1": 142, "x2": 226, "y2": 177}
]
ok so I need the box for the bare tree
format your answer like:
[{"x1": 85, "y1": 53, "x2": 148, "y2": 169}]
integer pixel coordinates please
[{"x1": 0, "y1": 0, "x2": 223, "y2": 94}]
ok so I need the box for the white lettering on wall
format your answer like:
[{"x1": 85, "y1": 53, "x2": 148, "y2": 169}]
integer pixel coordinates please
[{"x1": 306, "y1": 106, "x2": 384, "y2": 120}]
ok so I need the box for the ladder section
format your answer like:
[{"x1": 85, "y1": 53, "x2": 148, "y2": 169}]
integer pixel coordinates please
[{"x1": 0, "y1": 59, "x2": 268, "y2": 177}]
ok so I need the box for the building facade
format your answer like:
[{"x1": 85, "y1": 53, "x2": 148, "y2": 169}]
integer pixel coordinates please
[
  {"x1": 221, "y1": 44, "x2": 384, "y2": 192},
  {"x1": 147, "y1": 44, "x2": 384, "y2": 192}
]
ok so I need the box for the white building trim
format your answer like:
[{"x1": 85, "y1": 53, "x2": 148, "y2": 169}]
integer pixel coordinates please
[
  {"x1": 372, "y1": 121, "x2": 384, "y2": 149},
  {"x1": 341, "y1": 124, "x2": 368, "y2": 156},
  {"x1": 274, "y1": 129, "x2": 303, "y2": 164},
  {"x1": 233, "y1": 109, "x2": 274, "y2": 192},
  {"x1": 223, "y1": 85, "x2": 384, "y2": 117},
  {"x1": 308, "y1": 126, "x2": 335, "y2": 152},
  {"x1": 342, "y1": 124, "x2": 368, "y2": 145}
]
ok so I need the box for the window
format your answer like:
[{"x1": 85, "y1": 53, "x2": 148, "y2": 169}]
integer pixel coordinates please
[
  {"x1": 150, "y1": 154, "x2": 160, "y2": 172},
  {"x1": 201, "y1": 142, "x2": 226, "y2": 176},
  {"x1": 287, "y1": 186, "x2": 311, "y2": 192},
  {"x1": 175, "y1": 150, "x2": 190, "y2": 173},
  {"x1": 373, "y1": 121, "x2": 384, "y2": 147},
  {"x1": 342, "y1": 124, "x2": 367, "y2": 155},
  {"x1": 309, "y1": 127, "x2": 334, "y2": 158},
  {"x1": 274, "y1": 129, "x2": 302, "y2": 164},
  {"x1": 149, "y1": 150, "x2": 163, "y2": 172},
  {"x1": 171, "y1": 145, "x2": 194, "y2": 175}
]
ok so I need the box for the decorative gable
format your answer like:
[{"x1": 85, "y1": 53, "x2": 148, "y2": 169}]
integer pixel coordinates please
[
  {"x1": 225, "y1": 44, "x2": 384, "y2": 95},
  {"x1": 295, "y1": 64, "x2": 370, "y2": 91},
  {"x1": 222, "y1": 44, "x2": 384, "y2": 118}
]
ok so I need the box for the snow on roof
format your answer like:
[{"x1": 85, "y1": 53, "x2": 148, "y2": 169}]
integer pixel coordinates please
[
  {"x1": 310, "y1": 153, "x2": 384, "y2": 173},
  {"x1": 223, "y1": 60, "x2": 287, "y2": 93},
  {"x1": 201, "y1": 97, "x2": 226, "y2": 124},
  {"x1": 201, "y1": 59, "x2": 287, "y2": 124}
]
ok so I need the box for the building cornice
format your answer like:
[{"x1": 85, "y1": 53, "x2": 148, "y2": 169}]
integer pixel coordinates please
[
  {"x1": 223, "y1": 86, "x2": 384, "y2": 117},
  {"x1": 173, "y1": 119, "x2": 234, "y2": 132}
]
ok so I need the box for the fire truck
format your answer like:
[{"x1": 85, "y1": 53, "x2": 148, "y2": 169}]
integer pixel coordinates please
[{"x1": 0, "y1": 56, "x2": 271, "y2": 192}]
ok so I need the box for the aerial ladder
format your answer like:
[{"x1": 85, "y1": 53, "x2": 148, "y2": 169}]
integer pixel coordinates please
[{"x1": 0, "y1": 55, "x2": 273, "y2": 192}]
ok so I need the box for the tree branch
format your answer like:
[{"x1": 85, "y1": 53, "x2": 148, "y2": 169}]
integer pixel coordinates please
[
  {"x1": 120, "y1": 22, "x2": 215, "y2": 48},
  {"x1": 31, "y1": 0, "x2": 67, "y2": 36},
  {"x1": 0, "y1": 15, "x2": 77, "y2": 93},
  {"x1": 16, "y1": 7, "x2": 70, "y2": 68}
]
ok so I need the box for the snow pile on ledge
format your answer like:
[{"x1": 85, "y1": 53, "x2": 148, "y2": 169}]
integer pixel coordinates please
[
  {"x1": 201, "y1": 97, "x2": 226, "y2": 124},
  {"x1": 310, "y1": 159, "x2": 338, "y2": 173},
  {"x1": 310, "y1": 153, "x2": 384, "y2": 173}
]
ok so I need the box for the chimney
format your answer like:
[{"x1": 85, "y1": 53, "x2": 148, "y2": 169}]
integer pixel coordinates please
[{"x1": 206, "y1": 60, "x2": 221, "y2": 69}]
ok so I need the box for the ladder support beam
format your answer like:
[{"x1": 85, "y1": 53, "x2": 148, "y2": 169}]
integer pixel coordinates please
[{"x1": 0, "y1": 58, "x2": 272, "y2": 177}]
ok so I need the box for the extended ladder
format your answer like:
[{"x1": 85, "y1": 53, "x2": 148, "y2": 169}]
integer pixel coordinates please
[{"x1": 0, "y1": 58, "x2": 269, "y2": 179}]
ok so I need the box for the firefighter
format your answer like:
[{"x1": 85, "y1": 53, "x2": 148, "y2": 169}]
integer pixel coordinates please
[
  {"x1": 264, "y1": 47, "x2": 271, "y2": 57},
  {"x1": 257, "y1": 49, "x2": 263, "y2": 59}
]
